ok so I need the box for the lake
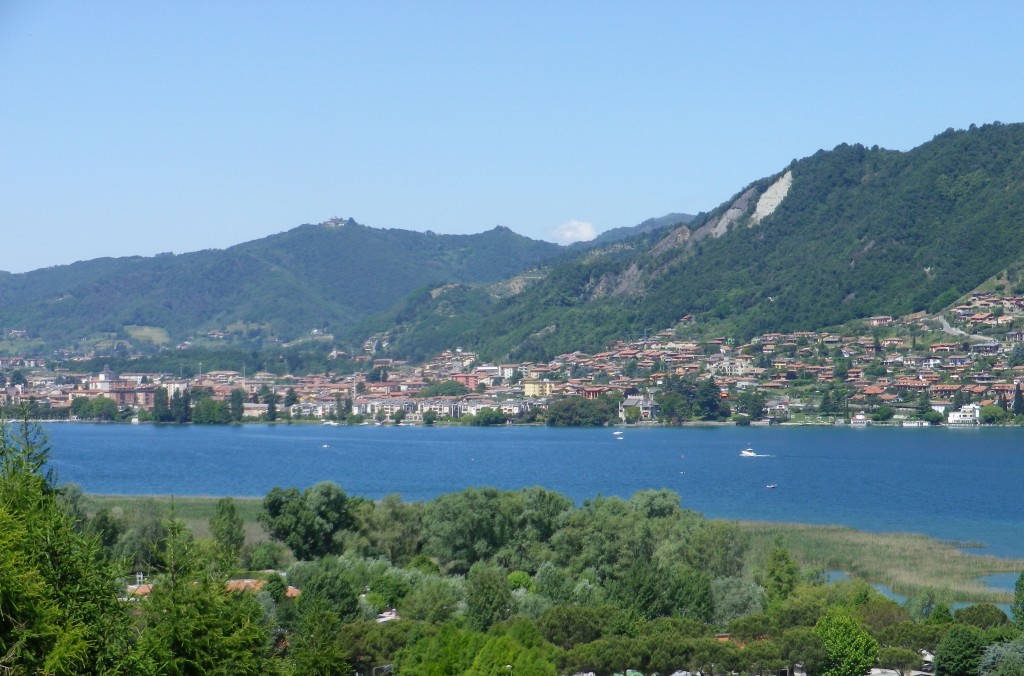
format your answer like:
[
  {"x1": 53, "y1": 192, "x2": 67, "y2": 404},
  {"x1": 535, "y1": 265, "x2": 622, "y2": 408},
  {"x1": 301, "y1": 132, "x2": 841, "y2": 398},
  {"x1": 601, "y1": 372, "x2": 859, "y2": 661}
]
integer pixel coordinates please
[{"x1": 41, "y1": 423, "x2": 1024, "y2": 558}]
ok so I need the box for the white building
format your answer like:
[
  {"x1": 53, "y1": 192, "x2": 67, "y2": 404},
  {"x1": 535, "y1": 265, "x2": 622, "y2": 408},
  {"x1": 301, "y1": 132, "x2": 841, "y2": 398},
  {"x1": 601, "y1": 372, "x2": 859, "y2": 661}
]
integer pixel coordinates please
[{"x1": 947, "y1": 403, "x2": 981, "y2": 425}]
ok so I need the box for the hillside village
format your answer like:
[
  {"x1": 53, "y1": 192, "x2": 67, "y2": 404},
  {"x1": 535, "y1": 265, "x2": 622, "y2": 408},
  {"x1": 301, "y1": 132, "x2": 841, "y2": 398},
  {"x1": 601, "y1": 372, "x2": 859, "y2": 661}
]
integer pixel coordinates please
[{"x1": 5, "y1": 291, "x2": 1024, "y2": 427}]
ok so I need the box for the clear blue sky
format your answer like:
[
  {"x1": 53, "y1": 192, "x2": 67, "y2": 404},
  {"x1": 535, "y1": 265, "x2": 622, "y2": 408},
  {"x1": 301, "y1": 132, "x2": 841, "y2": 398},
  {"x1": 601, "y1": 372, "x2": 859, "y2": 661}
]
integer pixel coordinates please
[{"x1": 2, "y1": 1, "x2": 1023, "y2": 272}]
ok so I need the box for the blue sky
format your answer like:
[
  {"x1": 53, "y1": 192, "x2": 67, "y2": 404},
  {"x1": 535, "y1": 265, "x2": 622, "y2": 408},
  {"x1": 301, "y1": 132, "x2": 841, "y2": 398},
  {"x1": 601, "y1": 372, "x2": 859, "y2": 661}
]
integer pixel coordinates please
[{"x1": 2, "y1": 2, "x2": 1023, "y2": 272}]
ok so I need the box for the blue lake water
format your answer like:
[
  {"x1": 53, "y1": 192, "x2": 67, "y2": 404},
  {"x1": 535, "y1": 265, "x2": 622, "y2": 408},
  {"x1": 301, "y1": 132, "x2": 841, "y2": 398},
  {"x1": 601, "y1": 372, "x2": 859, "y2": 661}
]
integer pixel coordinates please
[{"x1": 41, "y1": 423, "x2": 1024, "y2": 558}]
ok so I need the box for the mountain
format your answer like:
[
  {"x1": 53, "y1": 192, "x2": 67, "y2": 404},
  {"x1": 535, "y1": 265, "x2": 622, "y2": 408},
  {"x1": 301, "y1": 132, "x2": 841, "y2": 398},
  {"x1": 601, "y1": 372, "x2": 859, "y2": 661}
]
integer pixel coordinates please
[
  {"x1": 372, "y1": 122, "x2": 1024, "y2": 362},
  {"x1": 0, "y1": 219, "x2": 564, "y2": 348},
  {"x1": 575, "y1": 213, "x2": 695, "y2": 248}
]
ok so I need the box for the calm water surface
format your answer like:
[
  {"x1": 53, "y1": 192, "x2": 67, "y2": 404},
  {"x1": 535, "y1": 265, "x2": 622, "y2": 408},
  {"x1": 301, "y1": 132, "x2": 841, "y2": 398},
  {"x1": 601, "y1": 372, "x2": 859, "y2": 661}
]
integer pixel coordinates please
[{"x1": 43, "y1": 423, "x2": 1024, "y2": 557}]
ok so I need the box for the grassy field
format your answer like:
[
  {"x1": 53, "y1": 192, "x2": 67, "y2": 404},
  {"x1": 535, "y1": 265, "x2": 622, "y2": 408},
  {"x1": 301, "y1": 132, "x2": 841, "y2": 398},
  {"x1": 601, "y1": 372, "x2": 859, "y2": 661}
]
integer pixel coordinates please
[
  {"x1": 82, "y1": 495, "x2": 1023, "y2": 603},
  {"x1": 123, "y1": 325, "x2": 172, "y2": 345},
  {"x1": 738, "y1": 520, "x2": 1024, "y2": 603}
]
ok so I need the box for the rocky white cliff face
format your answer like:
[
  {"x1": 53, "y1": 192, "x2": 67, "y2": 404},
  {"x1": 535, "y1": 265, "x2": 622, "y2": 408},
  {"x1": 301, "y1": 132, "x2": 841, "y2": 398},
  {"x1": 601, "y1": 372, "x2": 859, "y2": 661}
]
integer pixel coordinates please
[{"x1": 751, "y1": 170, "x2": 793, "y2": 225}]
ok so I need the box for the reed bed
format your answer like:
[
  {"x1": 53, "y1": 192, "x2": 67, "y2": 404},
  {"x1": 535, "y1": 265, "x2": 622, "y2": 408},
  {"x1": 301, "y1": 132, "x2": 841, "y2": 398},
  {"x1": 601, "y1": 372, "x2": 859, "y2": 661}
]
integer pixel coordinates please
[{"x1": 736, "y1": 520, "x2": 1024, "y2": 603}]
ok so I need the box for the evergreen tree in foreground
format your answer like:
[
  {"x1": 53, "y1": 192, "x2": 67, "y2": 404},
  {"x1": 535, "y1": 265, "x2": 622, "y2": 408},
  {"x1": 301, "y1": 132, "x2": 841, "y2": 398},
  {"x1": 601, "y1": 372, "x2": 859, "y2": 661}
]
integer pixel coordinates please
[{"x1": 0, "y1": 416, "x2": 138, "y2": 674}]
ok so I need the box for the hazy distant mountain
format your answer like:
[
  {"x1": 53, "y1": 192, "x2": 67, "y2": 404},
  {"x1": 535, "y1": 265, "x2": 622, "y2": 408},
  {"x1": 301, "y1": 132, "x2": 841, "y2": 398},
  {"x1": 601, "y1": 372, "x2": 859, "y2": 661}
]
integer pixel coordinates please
[
  {"x1": 0, "y1": 219, "x2": 564, "y2": 347},
  {"x1": 578, "y1": 213, "x2": 695, "y2": 248}
]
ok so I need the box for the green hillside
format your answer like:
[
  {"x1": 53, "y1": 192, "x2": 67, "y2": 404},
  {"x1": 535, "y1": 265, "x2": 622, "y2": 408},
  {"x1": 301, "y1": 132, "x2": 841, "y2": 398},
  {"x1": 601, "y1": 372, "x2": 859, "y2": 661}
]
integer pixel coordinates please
[
  {"x1": 0, "y1": 220, "x2": 563, "y2": 348},
  {"x1": 372, "y1": 122, "x2": 1024, "y2": 361}
]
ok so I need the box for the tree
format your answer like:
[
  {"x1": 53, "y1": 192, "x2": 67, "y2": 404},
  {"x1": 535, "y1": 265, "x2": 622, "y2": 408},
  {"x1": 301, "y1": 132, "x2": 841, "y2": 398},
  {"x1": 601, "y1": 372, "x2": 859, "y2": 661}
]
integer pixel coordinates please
[
  {"x1": 0, "y1": 417, "x2": 137, "y2": 673},
  {"x1": 871, "y1": 405, "x2": 895, "y2": 422},
  {"x1": 980, "y1": 404, "x2": 1008, "y2": 424},
  {"x1": 465, "y1": 561, "x2": 512, "y2": 631},
  {"x1": 284, "y1": 387, "x2": 298, "y2": 408},
  {"x1": 192, "y1": 397, "x2": 231, "y2": 424},
  {"x1": 780, "y1": 626, "x2": 827, "y2": 676},
  {"x1": 855, "y1": 596, "x2": 908, "y2": 636},
  {"x1": 980, "y1": 636, "x2": 1024, "y2": 675},
  {"x1": 1014, "y1": 384, "x2": 1024, "y2": 417},
  {"x1": 1010, "y1": 343, "x2": 1024, "y2": 368},
  {"x1": 712, "y1": 578, "x2": 767, "y2": 626},
  {"x1": 736, "y1": 390, "x2": 767, "y2": 418},
  {"x1": 210, "y1": 497, "x2": 245, "y2": 564},
  {"x1": 537, "y1": 605, "x2": 608, "y2": 650},
  {"x1": 953, "y1": 603, "x2": 1009, "y2": 629},
  {"x1": 399, "y1": 576, "x2": 464, "y2": 624},
  {"x1": 154, "y1": 387, "x2": 172, "y2": 422},
  {"x1": 878, "y1": 646, "x2": 922, "y2": 676},
  {"x1": 471, "y1": 407, "x2": 507, "y2": 426},
  {"x1": 97, "y1": 396, "x2": 122, "y2": 421},
  {"x1": 935, "y1": 623, "x2": 986, "y2": 676},
  {"x1": 951, "y1": 388, "x2": 971, "y2": 409},
  {"x1": 393, "y1": 624, "x2": 486, "y2": 675},
  {"x1": 422, "y1": 410, "x2": 438, "y2": 425},
  {"x1": 416, "y1": 380, "x2": 470, "y2": 397},
  {"x1": 916, "y1": 390, "x2": 932, "y2": 417},
  {"x1": 230, "y1": 388, "x2": 247, "y2": 422},
  {"x1": 286, "y1": 557, "x2": 359, "y2": 621},
  {"x1": 259, "y1": 481, "x2": 354, "y2": 560},
  {"x1": 819, "y1": 389, "x2": 835, "y2": 415},
  {"x1": 1014, "y1": 570, "x2": 1024, "y2": 629},
  {"x1": 814, "y1": 609, "x2": 879, "y2": 676},
  {"x1": 259, "y1": 385, "x2": 279, "y2": 421},
  {"x1": 762, "y1": 537, "x2": 799, "y2": 605},
  {"x1": 289, "y1": 595, "x2": 353, "y2": 675},
  {"x1": 137, "y1": 517, "x2": 272, "y2": 675},
  {"x1": 170, "y1": 388, "x2": 191, "y2": 423}
]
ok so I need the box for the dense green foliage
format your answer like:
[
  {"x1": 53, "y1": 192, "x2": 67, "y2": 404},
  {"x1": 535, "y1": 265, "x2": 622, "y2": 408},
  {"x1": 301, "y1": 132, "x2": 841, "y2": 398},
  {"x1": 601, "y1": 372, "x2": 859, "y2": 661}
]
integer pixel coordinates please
[
  {"x1": 657, "y1": 375, "x2": 731, "y2": 423},
  {"x1": 260, "y1": 482, "x2": 355, "y2": 560},
  {"x1": 545, "y1": 394, "x2": 621, "y2": 427},
  {"x1": 0, "y1": 419, "x2": 136, "y2": 673}
]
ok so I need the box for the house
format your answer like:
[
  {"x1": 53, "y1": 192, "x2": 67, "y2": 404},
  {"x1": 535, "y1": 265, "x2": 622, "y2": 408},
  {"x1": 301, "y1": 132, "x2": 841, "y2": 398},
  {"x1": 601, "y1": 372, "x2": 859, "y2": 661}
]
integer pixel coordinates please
[
  {"x1": 619, "y1": 396, "x2": 659, "y2": 421},
  {"x1": 947, "y1": 404, "x2": 981, "y2": 425},
  {"x1": 850, "y1": 413, "x2": 871, "y2": 427}
]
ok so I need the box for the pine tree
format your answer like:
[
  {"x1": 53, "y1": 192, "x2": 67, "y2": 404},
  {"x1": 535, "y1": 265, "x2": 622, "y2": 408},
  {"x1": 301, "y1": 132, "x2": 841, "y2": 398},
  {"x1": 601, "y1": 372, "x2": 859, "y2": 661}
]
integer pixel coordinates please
[
  {"x1": 1013, "y1": 571, "x2": 1024, "y2": 629},
  {"x1": 819, "y1": 390, "x2": 834, "y2": 415},
  {"x1": 0, "y1": 416, "x2": 138, "y2": 673},
  {"x1": 138, "y1": 517, "x2": 273, "y2": 675},
  {"x1": 210, "y1": 497, "x2": 245, "y2": 564}
]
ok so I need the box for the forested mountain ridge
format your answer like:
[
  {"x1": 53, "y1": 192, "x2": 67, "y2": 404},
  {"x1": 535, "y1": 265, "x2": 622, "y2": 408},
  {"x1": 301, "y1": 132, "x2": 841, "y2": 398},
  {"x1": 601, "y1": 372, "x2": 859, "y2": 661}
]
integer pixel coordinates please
[
  {"x1": 0, "y1": 219, "x2": 567, "y2": 347},
  {"x1": 7, "y1": 122, "x2": 1024, "y2": 362},
  {"x1": 374, "y1": 122, "x2": 1024, "y2": 362}
]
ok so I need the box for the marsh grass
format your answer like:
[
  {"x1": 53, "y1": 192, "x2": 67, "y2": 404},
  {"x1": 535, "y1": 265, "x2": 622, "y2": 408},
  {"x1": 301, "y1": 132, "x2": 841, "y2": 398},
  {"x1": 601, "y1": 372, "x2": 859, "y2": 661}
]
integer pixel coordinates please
[
  {"x1": 82, "y1": 494, "x2": 268, "y2": 544},
  {"x1": 737, "y1": 520, "x2": 1024, "y2": 603}
]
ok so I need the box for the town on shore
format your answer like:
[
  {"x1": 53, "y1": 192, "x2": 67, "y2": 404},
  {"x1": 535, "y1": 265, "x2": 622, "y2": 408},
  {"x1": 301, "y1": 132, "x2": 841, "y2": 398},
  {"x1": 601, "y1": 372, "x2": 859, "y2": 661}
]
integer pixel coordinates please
[{"x1": 5, "y1": 291, "x2": 1024, "y2": 427}]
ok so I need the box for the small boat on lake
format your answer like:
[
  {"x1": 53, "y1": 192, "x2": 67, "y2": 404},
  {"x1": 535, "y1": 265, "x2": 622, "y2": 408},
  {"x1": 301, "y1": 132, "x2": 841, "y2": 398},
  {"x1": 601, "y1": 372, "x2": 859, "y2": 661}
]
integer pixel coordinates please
[
  {"x1": 740, "y1": 447, "x2": 757, "y2": 457},
  {"x1": 766, "y1": 483, "x2": 778, "y2": 489}
]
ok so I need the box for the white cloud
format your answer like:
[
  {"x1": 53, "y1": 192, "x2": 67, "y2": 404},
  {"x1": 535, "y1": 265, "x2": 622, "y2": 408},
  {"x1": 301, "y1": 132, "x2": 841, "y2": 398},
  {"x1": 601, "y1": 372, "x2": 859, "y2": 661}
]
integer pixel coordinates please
[{"x1": 549, "y1": 219, "x2": 597, "y2": 244}]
